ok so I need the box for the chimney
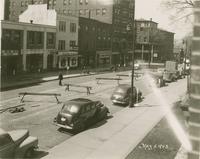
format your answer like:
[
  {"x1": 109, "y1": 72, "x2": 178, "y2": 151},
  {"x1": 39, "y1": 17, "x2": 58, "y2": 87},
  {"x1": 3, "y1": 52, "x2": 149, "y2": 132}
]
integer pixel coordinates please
[{"x1": 30, "y1": 20, "x2": 33, "y2": 23}]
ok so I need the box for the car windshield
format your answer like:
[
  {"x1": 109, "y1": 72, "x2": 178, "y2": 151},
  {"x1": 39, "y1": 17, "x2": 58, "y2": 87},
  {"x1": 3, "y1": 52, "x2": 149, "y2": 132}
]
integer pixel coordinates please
[{"x1": 61, "y1": 104, "x2": 79, "y2": 114}]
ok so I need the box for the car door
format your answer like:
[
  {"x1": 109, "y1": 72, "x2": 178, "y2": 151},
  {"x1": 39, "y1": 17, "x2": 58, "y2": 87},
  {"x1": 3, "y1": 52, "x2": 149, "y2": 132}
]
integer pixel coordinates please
[{"x1": 0, "y1": 134, "x2": 15, "y2": 158}]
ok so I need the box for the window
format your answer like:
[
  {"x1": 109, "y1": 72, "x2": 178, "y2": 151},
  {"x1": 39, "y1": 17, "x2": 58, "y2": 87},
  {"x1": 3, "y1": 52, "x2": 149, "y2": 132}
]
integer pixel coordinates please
[
  {"x1": 21, "y1": 1, "x2": 24, "y2": 6},
  {"x1": 140, "y1": 27, "x2": 144, "y2": 31},
  {"x1": 102, "y1": 8, "x2": 107, "y2": 15},
  {"x1": 68, "y1": 10, "x2": 72, "y2": 15},
  {"x1": 68, "y1": 0, "x2": 72, "y2": 5},
  {"x1": 79, "y1": 9, "x2": 84, "y2": 15},
  {"x1": 79, "y1": 0, "x2": 83, "y2": 4},
  {"x1": 70, "y1": 40, "x2": 76, "y2": 47},
  {"x1": 63, "y1": 0, "x2": 67, "y2": 5},
  {"x1": 53, "y1": 0, "x2": 56, "y2": 5},
  {"x1": 25, "y1": 1, "x2": 29, "y2": 6},
  {"x1": 85, "y1": 0, "x2": 88, "y2": 4},
  {"x1": 47, "y1": 33, "x2": 55, "y2": 45},
  {"x1": 63, "y1": 10, "x2": 67, "y2": 14},
  {"x1": 144, "y1": 37, "x2": 147, "y2": 42},
  {"x1": 70, "y1": 23, "x2": 76, "y2": 32},
  {"x1": 59, "y1": 21, "x2": 66, "y2": 32},
  {"x1": 96, "y1": 9, "x2": 100, "y2": 15},
  {"x1": 49, "y1": 0, "x2": 52, "y2": 4},
  {"x1": 58, "y1": 40, "x2": 65, "y2": 50},
  {"x1": 36, "y1": 32, "x2": 43, "y2": 44},
  {"x1": 27, "y1": 31, "x2": 34, "y2": 44}
]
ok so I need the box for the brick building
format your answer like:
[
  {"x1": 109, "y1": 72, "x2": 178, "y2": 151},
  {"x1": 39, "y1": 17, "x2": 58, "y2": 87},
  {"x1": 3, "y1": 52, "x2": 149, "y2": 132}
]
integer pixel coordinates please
[{"x1": 79, "y1": 17, "x2": 112, "y2": 67}]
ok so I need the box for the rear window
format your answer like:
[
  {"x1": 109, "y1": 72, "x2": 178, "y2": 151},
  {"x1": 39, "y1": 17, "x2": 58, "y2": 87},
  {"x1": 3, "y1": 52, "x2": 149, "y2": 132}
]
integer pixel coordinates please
[{"x1": 61, "y1": 104, "x2": 79, "y2": 114}]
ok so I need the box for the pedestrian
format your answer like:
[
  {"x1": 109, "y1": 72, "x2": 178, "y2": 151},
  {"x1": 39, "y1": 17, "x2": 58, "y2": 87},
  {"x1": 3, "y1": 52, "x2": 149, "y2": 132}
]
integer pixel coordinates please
[{"x1": 58, "y1": 72, "x2": 63, "y2": 86}]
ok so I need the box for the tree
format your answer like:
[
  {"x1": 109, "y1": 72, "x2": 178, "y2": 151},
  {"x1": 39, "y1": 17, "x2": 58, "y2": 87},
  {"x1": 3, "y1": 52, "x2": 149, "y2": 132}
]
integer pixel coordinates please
[{"x1": 161, "y1": 0, "x2": 194, "y2": 23}]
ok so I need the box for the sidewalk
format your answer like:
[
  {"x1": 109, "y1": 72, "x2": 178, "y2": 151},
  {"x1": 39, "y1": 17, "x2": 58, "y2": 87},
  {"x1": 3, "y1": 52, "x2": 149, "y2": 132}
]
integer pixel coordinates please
[{"x1": 43, "y1": 78, "x2": 186, "y2": 159}]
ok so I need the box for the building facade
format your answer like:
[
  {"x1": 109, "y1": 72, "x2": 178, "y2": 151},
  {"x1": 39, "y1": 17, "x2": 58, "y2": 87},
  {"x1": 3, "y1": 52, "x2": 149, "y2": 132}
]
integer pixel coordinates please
[
  {"x1": 19, "y1": 4, "x2": 79, "y2": 69},
  {"x1": 0, "y1": 20, "x2": 56, "y2": 77},
  {"x1": 79, "y1": 17, "x2": 112, "y2": 67},
  {"x1": 135, "y1": 19, "x2": 174, "y2": 63}
]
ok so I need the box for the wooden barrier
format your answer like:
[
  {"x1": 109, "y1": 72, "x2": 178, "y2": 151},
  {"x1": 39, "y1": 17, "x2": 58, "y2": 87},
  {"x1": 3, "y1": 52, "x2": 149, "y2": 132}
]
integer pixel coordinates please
[
  {"x1": 18, "y1": 92, "x2": 61, "y2": 103},
  {"x1": 64, "y1": 84, "x2": 92, "y2": 95},
  {"x1": 96, "y1": 77, "x2": 122, "y2": 85}
]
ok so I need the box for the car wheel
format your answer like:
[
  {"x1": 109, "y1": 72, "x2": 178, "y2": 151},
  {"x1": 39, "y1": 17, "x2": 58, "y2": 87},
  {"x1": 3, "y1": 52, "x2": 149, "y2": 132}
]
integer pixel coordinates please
[
  {"x1": 24, "y1": 147, "x2": 34, "y2": 158},
  {"x1": 77, "y1": 123, "x2": 85, "y2": 132}
]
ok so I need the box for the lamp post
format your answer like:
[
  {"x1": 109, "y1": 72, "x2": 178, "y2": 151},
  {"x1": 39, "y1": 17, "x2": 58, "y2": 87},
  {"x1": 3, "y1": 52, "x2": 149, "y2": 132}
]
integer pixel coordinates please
[{"x1": 129, "y1": 0, "x2": 135, "y2": 108}]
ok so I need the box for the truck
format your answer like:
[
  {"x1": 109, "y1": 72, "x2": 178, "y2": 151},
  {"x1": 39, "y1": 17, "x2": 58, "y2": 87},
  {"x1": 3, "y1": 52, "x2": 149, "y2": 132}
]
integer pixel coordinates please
[
  {"x1": 0, "y1": 128, "x2": 38, "y2": 158},
  {"x1": 163, "y1": 61, "x2": 178, "y2": 82}
]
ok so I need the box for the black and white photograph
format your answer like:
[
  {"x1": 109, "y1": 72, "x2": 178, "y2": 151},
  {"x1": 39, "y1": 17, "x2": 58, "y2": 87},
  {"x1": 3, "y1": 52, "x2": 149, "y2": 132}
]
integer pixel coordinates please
[{"x1": 0, "y1": 0, "x2": 199, "y2": 159}]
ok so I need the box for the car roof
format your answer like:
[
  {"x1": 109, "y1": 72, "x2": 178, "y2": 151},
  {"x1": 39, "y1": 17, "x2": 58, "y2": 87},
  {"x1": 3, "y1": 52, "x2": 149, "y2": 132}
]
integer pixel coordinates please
[
  {"x1": 63, "y1": 98, "x2": 93, "y2": 109},
  {"x1": 117, "y1": 84, "x2": 131, "y2": 90}
]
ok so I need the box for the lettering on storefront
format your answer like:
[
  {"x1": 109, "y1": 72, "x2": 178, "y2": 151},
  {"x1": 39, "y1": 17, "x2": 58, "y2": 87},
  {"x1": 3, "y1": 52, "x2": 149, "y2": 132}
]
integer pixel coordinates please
[{"x1": 2, "y1": 50, "x2": 19, "y2": 56}]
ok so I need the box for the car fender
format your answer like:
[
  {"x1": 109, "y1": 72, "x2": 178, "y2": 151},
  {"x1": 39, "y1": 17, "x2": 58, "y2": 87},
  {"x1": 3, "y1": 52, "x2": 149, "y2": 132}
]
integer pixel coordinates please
[{"x1": 15, "y1": 136, "x2": 38, "y2": 158}]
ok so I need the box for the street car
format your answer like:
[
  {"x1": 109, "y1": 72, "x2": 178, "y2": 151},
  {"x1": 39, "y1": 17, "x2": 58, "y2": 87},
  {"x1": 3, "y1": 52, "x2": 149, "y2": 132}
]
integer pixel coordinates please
[
  {"x1": 111, "y1": 84, "x2": 142, "y2": 106},
  {"x1": 0, "y1": 128, "x2": 38, "y2": 159},
  {"x1": 54, "y1": 98, "x2": 109, "y2": 132}
]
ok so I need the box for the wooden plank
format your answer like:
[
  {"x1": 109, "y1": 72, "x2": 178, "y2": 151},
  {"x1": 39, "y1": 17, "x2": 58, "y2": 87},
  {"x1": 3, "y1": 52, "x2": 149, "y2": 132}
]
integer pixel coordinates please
[{"x1": 19, "y1": 92, "x2": 61, "y2": 96}]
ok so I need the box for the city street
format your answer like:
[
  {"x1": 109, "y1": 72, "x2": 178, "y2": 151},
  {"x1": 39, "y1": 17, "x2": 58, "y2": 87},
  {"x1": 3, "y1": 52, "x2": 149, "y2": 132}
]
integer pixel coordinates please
[{"x1": 0, "y1": 70, "x2": 152, "y2": 153}]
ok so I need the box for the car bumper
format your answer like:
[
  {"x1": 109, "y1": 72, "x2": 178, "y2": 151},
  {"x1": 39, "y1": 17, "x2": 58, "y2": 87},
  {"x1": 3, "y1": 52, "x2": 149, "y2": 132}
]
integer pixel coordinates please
[
  {"x1": 54, "y1": 122, "x2": 73, "y2": 130},
  {"x1": 112, "y1": 99, "x2": 127, "y2": 104}
]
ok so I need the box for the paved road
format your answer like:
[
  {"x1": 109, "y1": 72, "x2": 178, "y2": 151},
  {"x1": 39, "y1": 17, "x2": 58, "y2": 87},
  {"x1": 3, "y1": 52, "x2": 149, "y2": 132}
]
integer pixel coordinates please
[{"x1": 0, "y1": 70, "x2": 152, "y2": 156}]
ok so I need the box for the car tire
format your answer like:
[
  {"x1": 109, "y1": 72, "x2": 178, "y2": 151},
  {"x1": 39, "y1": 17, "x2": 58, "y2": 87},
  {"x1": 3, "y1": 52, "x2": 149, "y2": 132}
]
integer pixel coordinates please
[{"x1": 77, "y1": 123, "x2": 85, "y2": 133}]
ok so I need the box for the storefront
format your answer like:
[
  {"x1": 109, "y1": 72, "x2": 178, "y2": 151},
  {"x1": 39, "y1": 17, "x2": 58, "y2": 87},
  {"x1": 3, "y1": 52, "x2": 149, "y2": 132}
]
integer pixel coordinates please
[
  {"x1": 58, "y1": 51, "x2": 78, "y2": 69},
  {"x1": 26, "y1": 54, "x2": 43, "y2": 72},
  {"x1": 1, "y1": 50, "x2": 22, "y2": 77},
  {"x1": 111, "y1": 52, "x2": 120, "y2": 66},
  {"x1": 96, "y1": 50, "x2": 112, "y2": 67}
]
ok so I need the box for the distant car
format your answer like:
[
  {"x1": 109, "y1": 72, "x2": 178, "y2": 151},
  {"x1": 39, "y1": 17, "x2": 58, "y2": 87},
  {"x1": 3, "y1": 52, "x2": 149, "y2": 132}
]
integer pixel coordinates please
[
  {"x1": 111, "y1": 84, "x2": 142, "y2": 106},
  {"x1": 163, "y1": 71, "x2": 177, "y2": 82},
  {"x1": 0, "y1": 128, "x2": 38, "y2": 159},
  {"x1": 54, "y1": 98, "x2": 109, "y2": 132},
  {"x1": 134, "y1": 63, "x2": 140, "y2": 70}
]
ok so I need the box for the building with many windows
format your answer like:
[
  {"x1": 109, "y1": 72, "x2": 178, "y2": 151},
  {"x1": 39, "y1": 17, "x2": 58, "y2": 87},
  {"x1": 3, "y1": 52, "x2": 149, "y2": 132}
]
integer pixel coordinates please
[
  {"x1": 79, "y1": 17, "x2": 112, "y2": 67},
  {"x1": 0, "y1": 20, "x2": 56, "y2": 77},
  {"x1": 135, "y1": 19, "x2": 174, "y2": 63},
  {"x1": 19, "y1": 4, "x2": 79, "y2": 69}
]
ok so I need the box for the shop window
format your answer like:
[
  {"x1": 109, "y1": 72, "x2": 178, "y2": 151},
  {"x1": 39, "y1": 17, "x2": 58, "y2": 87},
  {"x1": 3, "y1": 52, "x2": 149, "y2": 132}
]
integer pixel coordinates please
[{"x1": 70, "y1": 23, "x2": 76, "y2": 32}]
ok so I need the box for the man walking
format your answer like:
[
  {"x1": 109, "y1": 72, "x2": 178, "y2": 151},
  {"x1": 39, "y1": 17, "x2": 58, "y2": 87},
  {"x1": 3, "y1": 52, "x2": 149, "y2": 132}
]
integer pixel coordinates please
[{"x1": 58, "y1": 72, "x2": 63, "y2": 86}]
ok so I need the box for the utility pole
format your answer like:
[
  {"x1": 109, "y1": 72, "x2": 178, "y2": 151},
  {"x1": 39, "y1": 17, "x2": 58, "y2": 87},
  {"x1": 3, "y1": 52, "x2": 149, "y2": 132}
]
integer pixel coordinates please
[
  {"x1": 130, "y1": 0, "x2": 135, "y2": 107},
  {"x1": 188, "y1": 1, "x2": 200, "y2": 159}
]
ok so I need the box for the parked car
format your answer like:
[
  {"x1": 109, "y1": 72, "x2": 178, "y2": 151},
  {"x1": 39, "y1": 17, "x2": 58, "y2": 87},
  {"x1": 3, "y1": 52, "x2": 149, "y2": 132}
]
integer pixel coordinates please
[
  {"x1": 0, "y1": 128, "x2": 38, "y2": 159},
  {"x1": 54, "y1": 98, "x2": 109, "y2": 132},
  {"x1": 111, "y1": 84, "x2": 142, "y2": 106},
  {"x1": 134, "y1": 63, "x2": 140, "y2": 70}
]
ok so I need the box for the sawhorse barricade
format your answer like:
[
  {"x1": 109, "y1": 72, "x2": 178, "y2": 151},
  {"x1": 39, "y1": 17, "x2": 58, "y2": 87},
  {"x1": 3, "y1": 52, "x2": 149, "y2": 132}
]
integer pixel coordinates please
[
  {"x1": 18, "y1": 92, "x2": 61, "y2": 103},
  {"x1": 64, "y1": 84, "x2": 92, "y2": 95},
  {"x1": 96, "y1": 77, "x2": 122, "y2": 85}
]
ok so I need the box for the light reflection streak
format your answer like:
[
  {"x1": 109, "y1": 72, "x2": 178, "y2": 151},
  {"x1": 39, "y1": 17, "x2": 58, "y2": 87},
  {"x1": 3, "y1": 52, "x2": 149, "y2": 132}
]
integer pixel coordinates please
[{"x1": 145, "y1": 71, "x2": 192, "y2": 151}]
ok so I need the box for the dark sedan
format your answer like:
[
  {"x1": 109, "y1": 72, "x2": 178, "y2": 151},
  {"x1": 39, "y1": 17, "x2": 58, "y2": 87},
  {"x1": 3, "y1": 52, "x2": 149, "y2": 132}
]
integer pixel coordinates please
[
  {"x1": 54, "y1": 98, "x2": 109, "y2": 132},
  {"x1": 111, "y1": 84, "x2": 142, "y2": 106}
]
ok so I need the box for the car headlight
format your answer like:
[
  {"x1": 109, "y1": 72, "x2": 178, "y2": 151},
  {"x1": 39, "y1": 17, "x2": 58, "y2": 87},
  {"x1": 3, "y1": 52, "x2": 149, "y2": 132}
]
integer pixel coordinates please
[{"x1": 61, "y1": 117, "x2": 66, "y2": 121}]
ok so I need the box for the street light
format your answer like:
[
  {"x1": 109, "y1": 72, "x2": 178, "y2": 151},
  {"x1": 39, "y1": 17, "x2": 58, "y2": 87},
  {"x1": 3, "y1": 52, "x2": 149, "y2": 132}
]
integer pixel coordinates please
[{"x1": 129, "y1": 1, "x2": 136, "y2": 108}]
